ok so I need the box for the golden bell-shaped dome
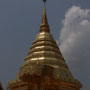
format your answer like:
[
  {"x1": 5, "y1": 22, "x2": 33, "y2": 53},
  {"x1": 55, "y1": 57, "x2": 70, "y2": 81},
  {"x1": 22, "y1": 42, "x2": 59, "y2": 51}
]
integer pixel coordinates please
[{"x1": 8, "y1": 1, "x2": 82, "y2": 90}]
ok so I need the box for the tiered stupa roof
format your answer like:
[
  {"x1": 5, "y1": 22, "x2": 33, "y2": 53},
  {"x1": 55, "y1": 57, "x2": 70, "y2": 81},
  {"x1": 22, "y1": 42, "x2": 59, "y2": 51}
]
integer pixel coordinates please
[{"x1": 8, "y1": 0, "x2": 82, "y2": 90}]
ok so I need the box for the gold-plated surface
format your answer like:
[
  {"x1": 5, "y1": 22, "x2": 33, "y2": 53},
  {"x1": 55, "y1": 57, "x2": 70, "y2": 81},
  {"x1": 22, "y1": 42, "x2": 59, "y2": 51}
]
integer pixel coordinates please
[{"x1": 8, "y1": 0, "x2": 82, "y2": 90}]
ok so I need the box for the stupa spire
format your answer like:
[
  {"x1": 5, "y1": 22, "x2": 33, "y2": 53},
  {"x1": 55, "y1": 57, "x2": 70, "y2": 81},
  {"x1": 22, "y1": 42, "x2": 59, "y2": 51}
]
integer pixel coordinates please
[
  {"x1": 7, "y1": 1, "x2": 82, "y2": 90},
  {"x1": 40, "y1": 0, "x2": 50, "y2": 32}
]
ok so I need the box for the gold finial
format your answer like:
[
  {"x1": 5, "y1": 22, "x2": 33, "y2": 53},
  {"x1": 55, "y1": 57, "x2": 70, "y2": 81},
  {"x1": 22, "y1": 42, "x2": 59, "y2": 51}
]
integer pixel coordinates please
[
  {"x1": 40, "y1": 0, "x2": 50, "y2": 32},
  {"x1": 43, "y1": 0, "x2": 47, "y2": 3},
  {"x1": 41, "y1": 0, "x2": 48, "y2": 26},
  {"x1": 43, "y1": 0, "x2": 47, "y2": 9}
]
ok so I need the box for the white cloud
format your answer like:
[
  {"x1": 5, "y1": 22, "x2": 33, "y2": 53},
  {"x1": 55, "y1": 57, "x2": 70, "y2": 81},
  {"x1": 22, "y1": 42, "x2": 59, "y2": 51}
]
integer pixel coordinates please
[
  {"x1": 59, "y1": 6, "x2": 90, "y2": 90},
  {"x1": 59, "y1": 6, "x2": 90, "y2": 64}
]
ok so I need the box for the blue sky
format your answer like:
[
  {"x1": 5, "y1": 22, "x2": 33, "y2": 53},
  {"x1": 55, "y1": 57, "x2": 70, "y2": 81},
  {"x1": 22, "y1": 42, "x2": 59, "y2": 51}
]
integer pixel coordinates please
[{"x1": 0, "y1": 0, "x2": 90, "y2": 90}]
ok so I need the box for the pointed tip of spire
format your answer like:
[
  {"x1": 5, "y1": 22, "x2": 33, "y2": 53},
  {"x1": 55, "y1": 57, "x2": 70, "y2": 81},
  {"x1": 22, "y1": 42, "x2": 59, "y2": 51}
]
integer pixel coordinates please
[
  {"x1": 40, "y1": 0, "x2": 50, "y2": 32},
  {"x1": 43, "y1": 0, "x2": 47, "y2": 3}
]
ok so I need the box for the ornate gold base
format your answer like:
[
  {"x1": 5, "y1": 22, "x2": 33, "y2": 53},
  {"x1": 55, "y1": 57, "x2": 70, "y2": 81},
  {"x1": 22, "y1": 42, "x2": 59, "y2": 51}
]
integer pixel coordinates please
[{"x1": 8, "y1": 66, "x2": 81, "y2": 90}]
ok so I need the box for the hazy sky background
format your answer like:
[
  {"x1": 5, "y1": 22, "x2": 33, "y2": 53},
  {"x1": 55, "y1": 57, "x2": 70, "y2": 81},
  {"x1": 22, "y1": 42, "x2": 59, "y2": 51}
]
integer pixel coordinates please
[{"x1": 0, "y1": 0, "x2": 90, "y2": 90}]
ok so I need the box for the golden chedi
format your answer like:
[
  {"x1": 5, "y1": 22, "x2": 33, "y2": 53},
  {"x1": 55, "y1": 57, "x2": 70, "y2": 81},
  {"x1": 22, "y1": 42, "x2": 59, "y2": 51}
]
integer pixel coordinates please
[{"x1": 7, "y1": 0, "x2": 82, "y2": 90}]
